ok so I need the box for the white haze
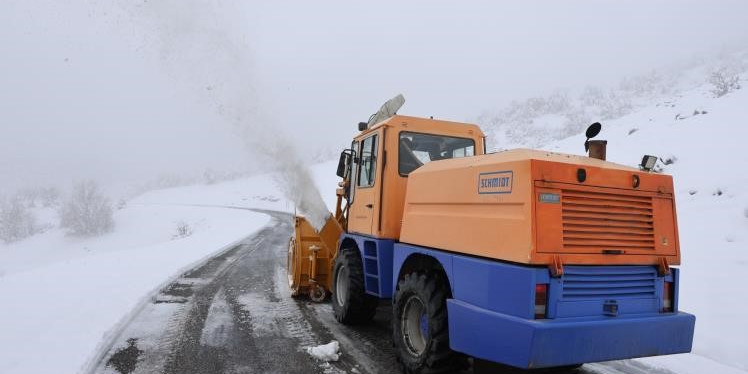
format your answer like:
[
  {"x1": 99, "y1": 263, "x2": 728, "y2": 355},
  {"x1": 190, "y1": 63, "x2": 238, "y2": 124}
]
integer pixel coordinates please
[
  {"x1": 116, "y1": 1, "x2": 331, "y2": 229},
  {"x1": 2, "y1": 1, "x2": 748, "y2": 218}
]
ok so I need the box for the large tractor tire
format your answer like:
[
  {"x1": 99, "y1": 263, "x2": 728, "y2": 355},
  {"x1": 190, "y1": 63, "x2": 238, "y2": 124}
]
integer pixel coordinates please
[
  {"x1": 393, "y1": 272, "x2": 466, "y2": 374},
  {"x1": 331, "y1": 249, "x2": 378, "y2": 324}
]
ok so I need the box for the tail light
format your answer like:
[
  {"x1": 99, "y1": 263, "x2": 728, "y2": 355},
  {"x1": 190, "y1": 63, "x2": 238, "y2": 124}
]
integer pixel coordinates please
[
  {"x1": 662, "y1": 281, "x2": 674, "y2": 312},
  {"x1": 535, "y1": 284, "x2": 548, "y2": 319}
]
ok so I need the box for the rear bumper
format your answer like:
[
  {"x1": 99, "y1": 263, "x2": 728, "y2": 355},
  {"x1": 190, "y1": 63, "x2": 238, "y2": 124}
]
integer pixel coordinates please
[{"x1": 447, "y1": 299, "x2": 695, "y2": 369}]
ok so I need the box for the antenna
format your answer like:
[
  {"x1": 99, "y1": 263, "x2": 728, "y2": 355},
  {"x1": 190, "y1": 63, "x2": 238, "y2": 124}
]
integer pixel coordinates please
[{"x1": 365, "y1": 94, "x2": 405, "y2": 129}]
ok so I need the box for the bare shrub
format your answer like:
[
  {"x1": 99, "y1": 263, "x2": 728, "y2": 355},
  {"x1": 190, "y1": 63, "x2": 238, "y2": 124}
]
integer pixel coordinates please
[
  {"x1": 580, "y1": 86, "x2": 606, "y2": 107},
  {"x1": 38, "y1": 187, "x2": 61, "y2": 207},
  {"x1": 599, "y1": 90, "x2": 633, "y2": 120},
  {"x1": 0, "y1": 196, "x2": 38, "y2": 243},
  {"x1": 173, "y1": 221, "x2": 193, "y2": 239},
  {"x1": 709, "y1": 68, "x2": 741, "y2": 97},
  {"x1": 14, "y1": 186, "x2": 61, "y2": 208},
  {"x1": 59, "y1": 181, "x2": 114, "y2": 237},
  {"x1": 16, "y1": 189, "x2": 38, "y2": 208},
  {"x1": 203, "y1": 168, "x2": 217, "y2": 185},
  {"x1": 560, "y1": 108, "x2": 592, "y2": 139},
  {"x1": 619, "y1": 70, "x2": 675, "y2": 97}
]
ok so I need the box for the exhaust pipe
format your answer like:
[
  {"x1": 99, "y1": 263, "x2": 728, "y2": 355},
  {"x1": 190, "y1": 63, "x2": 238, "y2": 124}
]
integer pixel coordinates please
[
  {"x1": 583, "y1": 122, "x2": 606, "y2": 160},
  {"x1": 588, "y1": 140, "x2": 607, "y2": 161}
]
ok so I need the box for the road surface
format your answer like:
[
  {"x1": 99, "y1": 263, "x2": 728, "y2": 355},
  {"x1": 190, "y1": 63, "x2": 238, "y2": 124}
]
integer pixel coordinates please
[{"x1": 85, "y1": 211, "x2": 677, "y2": 374}]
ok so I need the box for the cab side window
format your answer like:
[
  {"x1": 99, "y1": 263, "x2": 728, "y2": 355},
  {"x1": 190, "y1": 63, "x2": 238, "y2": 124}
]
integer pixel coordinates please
[{"x1": 357, "y1": 135, "x2": 378, "y2": 187}]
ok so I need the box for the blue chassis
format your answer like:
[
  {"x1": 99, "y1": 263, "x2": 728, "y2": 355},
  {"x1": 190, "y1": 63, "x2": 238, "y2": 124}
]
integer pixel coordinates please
[{"x1": 341, "y1": 233, "x2": 695, "y2": 369}]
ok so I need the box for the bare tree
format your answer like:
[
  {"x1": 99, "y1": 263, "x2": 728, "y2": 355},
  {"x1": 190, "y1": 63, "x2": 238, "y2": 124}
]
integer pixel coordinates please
[
  {"x1": 709, "y1": 68, "x2": 741, "y2": 97},
  {"x1": 0, "y1": 196, "x2": 38, "y2": 243},
  {"x1": 59, "y1": 181, "x2": 114, "y2": 237},
  {"x1": 173, "y1": 221, "x2": 193, "y2": 239}
]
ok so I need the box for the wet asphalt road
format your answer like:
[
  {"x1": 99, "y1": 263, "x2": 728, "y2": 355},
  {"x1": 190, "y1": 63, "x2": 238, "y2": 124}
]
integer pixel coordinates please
[
  {"x1": 85, "y1": 210, "x2": 676, "y2": 374},
  {"x1": 85, "y1": 211, "x2": 398, "y2": 374}
]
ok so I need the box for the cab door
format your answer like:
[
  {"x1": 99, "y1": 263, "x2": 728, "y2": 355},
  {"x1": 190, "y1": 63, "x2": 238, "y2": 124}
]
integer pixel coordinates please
[{"x1": 348, "y1": 131, "x2": 381, "y2": 236}]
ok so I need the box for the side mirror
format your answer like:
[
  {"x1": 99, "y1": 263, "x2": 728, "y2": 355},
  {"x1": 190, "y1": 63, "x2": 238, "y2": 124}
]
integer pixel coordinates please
[{"x1": 336, "y1": 150, "x2": 353, "y2": 178}]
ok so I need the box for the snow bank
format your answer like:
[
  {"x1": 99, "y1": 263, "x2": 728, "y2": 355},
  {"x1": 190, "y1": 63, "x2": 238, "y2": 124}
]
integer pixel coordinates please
[
  {"x1": 307, "y1": 340, "x2": 341, "y2": 362},
  {"x1": 0, "y1": 184, "x2": 273, "y2": 374},
  {"x1": 132, "y1": 160, "x2": 340, "y2": 218}
]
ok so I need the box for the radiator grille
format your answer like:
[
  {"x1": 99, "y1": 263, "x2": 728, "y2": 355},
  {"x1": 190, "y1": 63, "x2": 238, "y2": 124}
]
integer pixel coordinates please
[
  {"x1": 562, "y1": 266, "x2": 657, "y2": 300},
  {"x1": 561, "y1": 189, "x2": 655, "y2": 251}
]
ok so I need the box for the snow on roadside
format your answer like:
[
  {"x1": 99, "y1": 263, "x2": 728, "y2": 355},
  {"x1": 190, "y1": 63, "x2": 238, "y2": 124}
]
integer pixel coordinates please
[
  {"x1": 0, "y1": 189, "x2": 269, "y2": 373},
  {"x1": 0, "y1": 160, "x2": 340, "y2": 374},
  {"x1": 639, "y1": 353, "x2": 748, "y2": 374},
  {"x1": 0, "y1": 207, "x2": 269, "y2": 374},
  {"x1": 307, "y1": 340, "x2": 341, "y2": 362}
]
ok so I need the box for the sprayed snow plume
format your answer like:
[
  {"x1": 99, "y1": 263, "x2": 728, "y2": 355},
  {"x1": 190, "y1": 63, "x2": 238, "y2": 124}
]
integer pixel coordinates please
[
  {"x1": 269, "y1": 138, "x2": 330, "y2": 230},
  {"x1": 120, "y1": 1, "x2": 331, "y2": 230}
]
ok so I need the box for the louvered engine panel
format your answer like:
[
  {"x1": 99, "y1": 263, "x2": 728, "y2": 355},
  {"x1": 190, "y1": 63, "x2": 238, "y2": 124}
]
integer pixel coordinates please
[
  {"x1": 561, "y1": 189, "x2": 655, "y2": 251},
  {"x1": 562, "y1": 265, "x2": 657, "y2": 300}
]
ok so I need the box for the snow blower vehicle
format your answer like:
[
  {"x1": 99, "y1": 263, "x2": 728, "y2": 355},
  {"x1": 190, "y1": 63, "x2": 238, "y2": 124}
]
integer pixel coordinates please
[{"x1": 287, "y1": 95, "x2": 694, "y2": 372}]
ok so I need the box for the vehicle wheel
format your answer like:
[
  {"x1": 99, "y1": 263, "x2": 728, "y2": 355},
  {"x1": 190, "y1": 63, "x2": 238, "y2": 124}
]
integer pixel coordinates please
[
  {"x1": 309, "y1": 284, "x2": 327, "y2": 302},
  {"x1": 332, "y1": 249, "x2": 378, "y2": 324},
  {"x1": 393, "y1": 272, "x2": 466, "y2": 374}
]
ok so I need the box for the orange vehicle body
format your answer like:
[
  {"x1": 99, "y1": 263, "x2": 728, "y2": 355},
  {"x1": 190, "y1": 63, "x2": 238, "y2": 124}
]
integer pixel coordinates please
[
  {"x1": 290, "y1": 114, "x2": 682, "y2": 295},
  {"x1": 347, "y1": 115, "x2": 486, "y2": 239},
  {"x1": 346, "y1": 115, "x2": 680, "y2": 270},
  {"x1": 400, "y1": 149, "x2": 680, "y2": 269},
  {"x1": 288, "y1": 215, "x2": 342, "y2": 299}
]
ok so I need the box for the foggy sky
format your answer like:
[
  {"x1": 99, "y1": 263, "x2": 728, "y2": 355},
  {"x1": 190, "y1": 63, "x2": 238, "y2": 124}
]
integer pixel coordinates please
[{"x1": 2, "y1": 1, "x2": 748, "y2": 193}]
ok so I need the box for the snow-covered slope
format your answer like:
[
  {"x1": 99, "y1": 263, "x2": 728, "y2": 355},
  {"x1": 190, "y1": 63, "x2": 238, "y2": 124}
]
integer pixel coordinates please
[
  {"x1": 478, "y1": 52, "x2": 746, "y2": 152},
  {"x1": 499, "y1": 61, "x2": 748, "y2": 371},
  {"x1": 0, "y1": 162, "x2": 338, "y2": 374}
]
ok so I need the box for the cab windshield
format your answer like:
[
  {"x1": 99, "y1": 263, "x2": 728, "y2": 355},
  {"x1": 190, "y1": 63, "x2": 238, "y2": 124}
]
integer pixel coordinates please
[{"x1": 399, "y1": 132, "x2": 475, "y2": 175}]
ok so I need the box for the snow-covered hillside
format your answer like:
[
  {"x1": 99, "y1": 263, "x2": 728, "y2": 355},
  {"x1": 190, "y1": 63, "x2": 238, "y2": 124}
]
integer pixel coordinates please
[
  {"x1": 478, "y1": 51, "x2": 746, "y2": 152},
  {"x1": 483, "y1": 56, "x2": 748, "y2": 372}
]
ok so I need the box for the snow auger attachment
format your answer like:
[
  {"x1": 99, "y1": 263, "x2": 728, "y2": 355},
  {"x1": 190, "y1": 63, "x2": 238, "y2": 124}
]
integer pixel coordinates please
[{"x1": 288, "y1": 214, "x2": 343, "y2": 302}]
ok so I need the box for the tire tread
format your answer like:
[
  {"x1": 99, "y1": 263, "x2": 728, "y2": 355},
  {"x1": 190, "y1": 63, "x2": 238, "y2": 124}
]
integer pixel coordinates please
[
  {"x1": 393, "y1": 271, "x2": 467, "y2": 374},
  {"x1": 332, "y1": 249, "x2": 378, "y2": 324}
]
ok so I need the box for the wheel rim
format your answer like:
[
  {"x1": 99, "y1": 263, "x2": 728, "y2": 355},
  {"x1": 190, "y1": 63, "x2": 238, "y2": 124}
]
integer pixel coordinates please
[
  {"x1": 287, "y1": 239, "x2": 297, "y2": 290},
  {"x1": 401, "y1": 295, "x2": 428, "y2": 356},
  {"x1": 310, "y1": 285, "x2": 326, "y2": 302},
  {"x1": 335, "y1": 264, "x2": 349, "y2": 307}
]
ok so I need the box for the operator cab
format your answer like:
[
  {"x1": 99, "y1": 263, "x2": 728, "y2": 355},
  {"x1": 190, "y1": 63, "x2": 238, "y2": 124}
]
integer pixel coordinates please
[{"x1": 338, "y1": 115, "x2": 485, "y2": 240}]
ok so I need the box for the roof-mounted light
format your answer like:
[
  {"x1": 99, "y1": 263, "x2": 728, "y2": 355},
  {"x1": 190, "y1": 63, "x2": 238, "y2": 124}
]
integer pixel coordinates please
[{"x1": 640, "y1": 155, "x2": 658, "y2": 171}]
